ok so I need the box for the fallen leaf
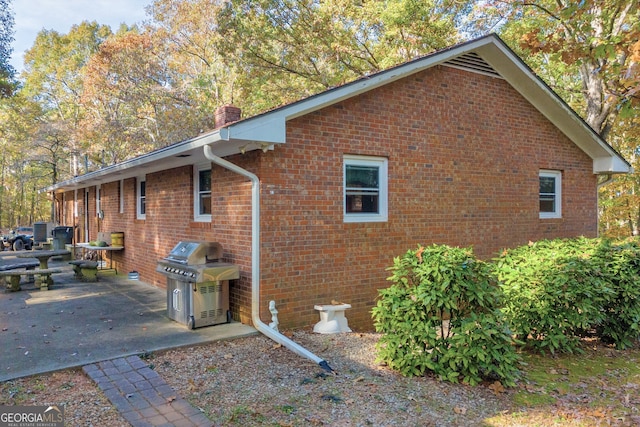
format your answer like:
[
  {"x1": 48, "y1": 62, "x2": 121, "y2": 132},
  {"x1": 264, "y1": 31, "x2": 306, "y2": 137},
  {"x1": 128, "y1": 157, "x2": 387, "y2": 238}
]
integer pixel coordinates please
[
  {"x1": 454, "y1": 406, "x2": 467, "y2": 415},
  {"x1": 223, "y1": 353, "x2": 233, "y2": 359},
  {"x1": 588, "y1": 409, "x2": 606, "y2": 418},
  {"x1": 353, "y1": 376, "x2": 365, "y2": 383},
  {"x1": 488, "y1": 381, "x2": 505, "y2": 395}
]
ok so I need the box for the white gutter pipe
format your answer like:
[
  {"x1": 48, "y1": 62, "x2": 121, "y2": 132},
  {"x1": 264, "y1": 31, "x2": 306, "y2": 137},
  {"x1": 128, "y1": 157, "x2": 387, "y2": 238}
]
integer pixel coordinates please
[
  {"x1": 596, "y1": 173, "x2": 614, "y2": 189},
  {"x1": 204, "y1": 145, "x2": 333, "y2": 372}
]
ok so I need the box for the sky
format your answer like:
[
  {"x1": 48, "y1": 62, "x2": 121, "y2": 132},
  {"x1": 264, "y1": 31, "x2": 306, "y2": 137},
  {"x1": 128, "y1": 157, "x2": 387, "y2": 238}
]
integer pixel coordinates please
[{"x1": 9, "y1": 0, "x2": 151, "y2": 72}]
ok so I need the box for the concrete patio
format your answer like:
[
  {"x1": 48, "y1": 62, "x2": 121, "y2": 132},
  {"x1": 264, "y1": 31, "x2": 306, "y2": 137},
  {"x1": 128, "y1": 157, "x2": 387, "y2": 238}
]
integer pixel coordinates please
[{"x1": 0, "y1": 256, "x2": 256, "y2": 382}]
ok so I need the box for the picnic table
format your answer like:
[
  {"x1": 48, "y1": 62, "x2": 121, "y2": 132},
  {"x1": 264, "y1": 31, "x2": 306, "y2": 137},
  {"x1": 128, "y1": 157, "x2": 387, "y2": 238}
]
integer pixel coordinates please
[
  {"x1": 17, "y1": 249, "x2": 70, "y2": 270},
  {"x1": 14, "y1": 249, "x2": 70, "y2": 289}
]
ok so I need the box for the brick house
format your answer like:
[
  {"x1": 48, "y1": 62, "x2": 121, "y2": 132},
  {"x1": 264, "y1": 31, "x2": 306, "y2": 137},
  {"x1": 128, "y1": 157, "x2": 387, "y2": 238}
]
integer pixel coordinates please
[{"x1": 46, "y1": 34, "x2": 630, "y2": 331}]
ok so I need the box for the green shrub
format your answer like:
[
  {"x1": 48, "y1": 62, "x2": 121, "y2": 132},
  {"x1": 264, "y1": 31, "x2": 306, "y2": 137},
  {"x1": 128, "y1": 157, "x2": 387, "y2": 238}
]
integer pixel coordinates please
[
  {"x1": 372, "y1": 244, "x2": 520, "y2": 386},
  {"x1": 493, "y1": 237, "x2": 640, "y2": 352},
  {"x1": 492, "y1": 238, "x2": 613, "y2": 354},
  {"x1": 596, "y1": 239, "x2": 640, "y2": 349}
]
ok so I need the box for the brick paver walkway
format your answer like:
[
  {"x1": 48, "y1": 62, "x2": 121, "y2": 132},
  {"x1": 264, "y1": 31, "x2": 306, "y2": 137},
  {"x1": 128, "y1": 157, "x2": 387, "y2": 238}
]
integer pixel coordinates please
[{"x1": 83, "y1": 356, "x2": 211, "y2": 426}]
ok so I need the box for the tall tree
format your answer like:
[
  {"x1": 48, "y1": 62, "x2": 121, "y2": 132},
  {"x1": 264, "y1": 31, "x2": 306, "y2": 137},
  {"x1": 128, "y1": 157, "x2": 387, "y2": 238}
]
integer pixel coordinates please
[
  {"x1": 478, "y1": 0, "x2": 639, "y2": 138},
  {"x1": 0, "y1": 0, "x2": 16, "y2": 97},
  {"x1": 147, "y1": 0, "x2": 237, "y2": 115},
  {"x1": 0, "y1": 95, "x2": 51, "y2": 227},
  {"x1": 80, "y1": 30, "x2": 208, "y2": 164},
  {"x1": 205, "y1": 0, "x2": 465, "y2": 113},
  {"x1": 21, "y1": 21, "x2": 113, "y2": 180}
]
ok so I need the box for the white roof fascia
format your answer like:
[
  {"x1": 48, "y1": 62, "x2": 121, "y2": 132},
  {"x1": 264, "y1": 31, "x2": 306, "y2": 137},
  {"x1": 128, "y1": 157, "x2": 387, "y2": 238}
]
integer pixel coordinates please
[
  {"x1": 225, "y1": 34, "x2": 629, "y2": 175},
  {"x1": 593, "y1": 156, "x2": 634, "y2": 174},
  {"x1": 44, "y1": 129, "x2": 225, "y2": 192},
  {"x1": 227, "y1": 38, "x2": 493, "y2": 133},
  {"x1": 472, "y1": 38, "x2": 630, "y2": 174},
  {"x1": 221, "y1": 115, "x2": 286, "y2": 147},
  {"x1": 46, "y1": 34, "x2": 630, "y2": 194}
]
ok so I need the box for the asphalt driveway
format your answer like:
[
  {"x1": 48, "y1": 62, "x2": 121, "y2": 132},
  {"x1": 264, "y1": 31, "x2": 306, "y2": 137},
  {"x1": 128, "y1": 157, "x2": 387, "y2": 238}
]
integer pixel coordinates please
[{"x1": 0, "y1": 258, "x2": 256, "y2": 381}]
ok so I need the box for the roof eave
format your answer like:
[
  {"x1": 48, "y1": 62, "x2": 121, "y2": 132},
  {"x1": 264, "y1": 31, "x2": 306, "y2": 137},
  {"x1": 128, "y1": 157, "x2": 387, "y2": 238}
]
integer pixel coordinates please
[
  {"x1": 45, "y1": 34, "x2": 631, "y2": 194},
  {"x1": 44, "y1": 127, "x2": 286, "y2": 193},
  {"x1": 473, "y1": 38, "x2": 631, "y2": 174},
  {"x1": 230, "y1": 34, "x2": 630, "y2": 174}
]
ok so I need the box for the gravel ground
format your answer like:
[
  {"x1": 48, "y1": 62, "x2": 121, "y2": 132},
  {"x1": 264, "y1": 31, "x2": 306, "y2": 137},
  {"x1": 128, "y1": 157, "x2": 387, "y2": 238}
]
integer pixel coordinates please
[{"x1": 1, "y1": 330, "x2": 511, "y2": 426}]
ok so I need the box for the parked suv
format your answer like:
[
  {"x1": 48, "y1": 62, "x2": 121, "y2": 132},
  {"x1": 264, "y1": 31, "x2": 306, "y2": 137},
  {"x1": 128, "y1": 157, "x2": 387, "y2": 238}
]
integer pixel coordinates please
[{"x1": 2, "y1": 226, "x2": 34, "y2": 251}]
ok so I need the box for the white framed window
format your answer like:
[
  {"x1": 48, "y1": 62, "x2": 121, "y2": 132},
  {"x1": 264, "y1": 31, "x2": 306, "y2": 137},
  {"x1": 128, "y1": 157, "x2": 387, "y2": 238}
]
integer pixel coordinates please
[
  {"x1": 539, "y1": 170, "x2": 562, "y2": 219},
  {"x1": 194, "y1": 164, "x2": 212, "y2": 222},
  {"x1": 137, "y1": 176, "x2": 146, "y2": 220},
  {"x1": 344, "y1": 155, "x2": 388, "y2": 223}
]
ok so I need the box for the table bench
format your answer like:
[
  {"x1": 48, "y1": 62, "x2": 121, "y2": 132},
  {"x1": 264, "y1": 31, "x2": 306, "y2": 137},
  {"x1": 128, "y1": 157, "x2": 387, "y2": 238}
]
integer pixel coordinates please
[
  {"x1": 0, "y1": 268, "x2": 63, "y2": 291},
  {"x1": 69, "y1": 260, "x2": 99, "y2": 282},
  {"x1": 0, "y1": 261, "x2": 39, "y2": 290},
  {"x1": 0, "y1": 260, "x2": 39, "y2": 271}
]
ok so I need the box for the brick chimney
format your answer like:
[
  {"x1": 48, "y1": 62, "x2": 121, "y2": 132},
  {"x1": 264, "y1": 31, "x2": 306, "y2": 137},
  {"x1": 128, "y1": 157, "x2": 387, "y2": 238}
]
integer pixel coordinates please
[{"x1": 214, "y1": 105, "x2": 241, "y2": 128}]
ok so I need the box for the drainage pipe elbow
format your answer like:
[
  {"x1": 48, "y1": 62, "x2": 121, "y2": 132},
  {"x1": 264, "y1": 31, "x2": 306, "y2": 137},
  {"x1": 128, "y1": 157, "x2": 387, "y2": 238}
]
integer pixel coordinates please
[{"x1": 203, "y1": 145, "x2": 334, "y2": 373}]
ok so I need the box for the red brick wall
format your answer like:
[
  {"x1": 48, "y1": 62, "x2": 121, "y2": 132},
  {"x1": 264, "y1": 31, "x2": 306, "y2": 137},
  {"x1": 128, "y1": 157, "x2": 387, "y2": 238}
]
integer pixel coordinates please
[
  {"x1": 255, "y1": 65, "x2": 596, "y2": 330},
  {"x1": 59, "y1": 65, "x2": 597, "y2": 332}
]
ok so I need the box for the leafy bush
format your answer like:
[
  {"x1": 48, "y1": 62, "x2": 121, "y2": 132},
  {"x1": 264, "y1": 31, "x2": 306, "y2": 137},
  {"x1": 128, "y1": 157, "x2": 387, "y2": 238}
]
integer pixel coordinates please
[
  {"x1": 493, "y1": 237, "x2": 640, "y2": 352},
  {"x1": 372, "y1": 244, "x2": 520, "y2": 386},
  {"x1": 596, "y1": 239, "x2": 640, "y2": 349},
  {"x1": 492, "y1": 238, "x2": 612, "y2": 354}
]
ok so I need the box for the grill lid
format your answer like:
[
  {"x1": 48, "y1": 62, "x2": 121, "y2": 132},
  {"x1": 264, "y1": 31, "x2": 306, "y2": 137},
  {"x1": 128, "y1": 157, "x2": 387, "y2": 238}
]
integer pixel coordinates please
[{"x1": 164, "y1": 241, "x2": 223, "y2": 265}]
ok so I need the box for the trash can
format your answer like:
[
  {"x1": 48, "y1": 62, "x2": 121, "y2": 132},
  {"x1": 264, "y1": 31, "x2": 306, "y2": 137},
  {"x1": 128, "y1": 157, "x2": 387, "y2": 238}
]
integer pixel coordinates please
[
  {"x1": 52, "y1": 226, "x2": 74, "y2": 249},
  {"x1": 52, "y1": 236, "x2": 65, "y2": 250}
]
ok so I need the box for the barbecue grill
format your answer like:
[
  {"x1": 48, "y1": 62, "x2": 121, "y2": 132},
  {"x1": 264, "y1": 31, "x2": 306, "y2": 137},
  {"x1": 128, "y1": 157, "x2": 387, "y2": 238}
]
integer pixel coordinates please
[{"x1": 156, "y1": 241, "x2": 239, "y2": 329}]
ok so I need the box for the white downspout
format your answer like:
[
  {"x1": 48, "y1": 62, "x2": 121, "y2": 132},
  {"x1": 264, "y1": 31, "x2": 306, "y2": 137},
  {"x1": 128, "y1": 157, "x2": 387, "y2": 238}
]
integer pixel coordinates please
[
  {"x1": 596, "y1": 173, "x2": 614, "y2": 189},
  {"x1": 204, "y1": 145, "x2": 333, "y2": 372}
]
